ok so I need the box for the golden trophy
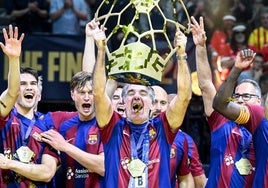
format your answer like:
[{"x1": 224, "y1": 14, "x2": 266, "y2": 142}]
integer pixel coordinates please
[{"x1": 95, "y1": 0, "x2": 190, "y2": 85}]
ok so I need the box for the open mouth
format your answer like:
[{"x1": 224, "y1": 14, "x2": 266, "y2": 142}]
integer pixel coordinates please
[
  {"x1": 82, "y1": 103, "x2": 91, "y2": 111},
  {"x1": 24, "y1": 93, "x2": 34, "y2": 100},
  {"x1": 117, "y1": 106, "x2": 125, "y2": 113},
  {"x1": 132, "y1": 103, "x2": 143, "y2": 113}
]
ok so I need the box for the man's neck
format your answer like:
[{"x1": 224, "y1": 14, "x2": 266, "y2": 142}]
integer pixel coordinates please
[{"x1": 15, "y1": 105, "x2": 35, "y2": 119}]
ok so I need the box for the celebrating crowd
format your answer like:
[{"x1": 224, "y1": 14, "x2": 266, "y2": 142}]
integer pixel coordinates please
[{"x1": 0, "y1": 0, "x2": 268, "y2": 188}]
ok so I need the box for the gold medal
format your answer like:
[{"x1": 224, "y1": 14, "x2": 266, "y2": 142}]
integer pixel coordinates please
[
  {"x1": 235, "y1": 158, "x2": 252, "y2": 175},
  {"x1": 16, "y1": 146, "x2": 35, "y2": 163},
  {"x1": 127, "y1": 159, "x2": 146, "y2": 178}
]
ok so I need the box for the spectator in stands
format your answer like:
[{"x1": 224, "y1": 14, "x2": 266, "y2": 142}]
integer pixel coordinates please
[
  {"x1": 259, "y1": 73, "x2": 268, "y2": 106},
  {"x1": 222, "y1": 23, "x2": 249, "y2": 67},
  {"x1": 5, "y1": 0, "x2": 50, "y2": 33},
  {"x1": 79, "y1": 0, "x2": 95, "y2": 34},
  {"x1": 241, "y1": 53, "x2": 264, "y2": 86},
  {"x1": 229, "y1": 24, "x2": 251, "y2": 82},
  {"x1": 211, "y1": 22, "x2": 249, "y2": 87},
  {"x1": 210, "y1": 14, "x2": 236, "y2": 87},
  {"x1": 248, "y1": 7, "x2": 268, "y2": 53},
  {"x1": 248, "y1": 0, "x2": 267, "y2": 30},
  {"x1": 191, "y1": 0, "x2": 215, "y2": 42},
  {"x1": 49, "y1": 0, "x2": 88, "y2": 35},
  {"x1": 210, "y1": 14, "x2": 236, "y2": 56},
  {"x1": 241, "y1": 53, "x2": 265, "y2": 83},
  {"x1": 229, "y1": 0, "x2": 253, "y2": 24}
]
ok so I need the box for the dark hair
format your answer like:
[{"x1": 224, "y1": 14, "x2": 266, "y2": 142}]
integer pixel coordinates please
[
  {"x1": 259, "y1": 73, "x2": 268, "y2": 84},
  {"x1": 70, "y1": 71, "x2": 93, "y2": 91},
  {"x1": 20, "y1": 67, "x2": 39, "y2": 82},
  {"x1": 230, "y1": 24, "x2": 249, "y2": 52}
]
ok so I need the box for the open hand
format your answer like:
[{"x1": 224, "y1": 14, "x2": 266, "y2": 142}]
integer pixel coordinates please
[
  {"x1": 41, "y1": 129, "x2": 68, "y2": 152},
  {"x1": 190, "y1": 16, "x2": 207, "y2": 47},
  {"x1": 235, "y1": 49, "x2": 256, "y2": 70},
  {"x1": 0, "y1": 25, "x2": 24, "y2": 59}
]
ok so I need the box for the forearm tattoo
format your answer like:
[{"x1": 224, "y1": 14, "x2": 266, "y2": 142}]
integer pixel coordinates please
[{"x1": 0, "y1": 100, "x2": 6, "y2": 108}]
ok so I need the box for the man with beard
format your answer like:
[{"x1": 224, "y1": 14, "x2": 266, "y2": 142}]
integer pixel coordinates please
[
  {"x1": 0, "y1": 25, "x2": 60, "y2": 187},
  {"x1": 92, "y1": 19, "x2": 192, "y2": 187},
  {"x1": 41, "y1": 20, "x2": 105, "y2": 188}
]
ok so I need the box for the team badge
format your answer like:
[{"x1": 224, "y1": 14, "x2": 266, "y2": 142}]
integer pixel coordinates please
[
  {"x1": 170, "y1": 147, "x2": 176, "y2": 158},
  {"x1": 149, "y1": 127, "x2": 156, "y2": 140},
  {"x1": 32, "y1": 132, "x2": 42, "y2": 142},
  {"x1": 88, "y1": 134, "x2": 98, "y2": 145}
]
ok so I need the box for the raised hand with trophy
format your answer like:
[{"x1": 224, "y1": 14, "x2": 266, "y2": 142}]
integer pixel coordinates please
[
  {"x1": 95, "y1": 0, "x2": 191, "y2": 85},
  {"x1": 92, "y1": 0, "x2": 192, "y2": 187}
]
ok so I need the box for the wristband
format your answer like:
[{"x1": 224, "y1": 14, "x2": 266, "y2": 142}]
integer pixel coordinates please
[{"x1": 177, "y1": 54, "x2": 187, "y2": 60}]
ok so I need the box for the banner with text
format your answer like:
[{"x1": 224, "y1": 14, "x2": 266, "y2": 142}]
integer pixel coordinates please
[{"x1": 0, "y1": 34, "x2": 195, "y2": 101}]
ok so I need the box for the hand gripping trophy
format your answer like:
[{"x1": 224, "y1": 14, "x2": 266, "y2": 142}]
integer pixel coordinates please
[{"x1": 95, "y1": 0, "x2": 190, "y2": 85}]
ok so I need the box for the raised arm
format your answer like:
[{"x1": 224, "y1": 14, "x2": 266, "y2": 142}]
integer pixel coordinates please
[
  {"x1": 91, "y1": 21, "x2": 113, "y2": 127},
  {"x1": 166, "y1": 29, "x2": 192, "y2": 131},
  {"x1": 82, "y1": 20, "x2": 117, "y2": 98},
  {"x1": 190, "y1": 16, "x2": 216, "y2": 116},
  {"x1": 213, "y1": 49, "x2": 256, "y2": 121},
  {"x1": 82, "y1": 21, "x2": 97, "y2": 73},
  {"x1": 0, "y1": 25, "x2": 24, "y2": 118}
]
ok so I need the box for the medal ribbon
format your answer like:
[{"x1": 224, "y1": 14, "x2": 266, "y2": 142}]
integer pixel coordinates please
[
  {"x1": 20, "y1": 119, "x2": 36, "y2": 146},
  {"x1": 14, "y1": 108, "x2": 36, "y2": 146},
  {"x1": 239, "y1": 126, "x2": 252, "y2": 158},
  {"x1": 129, "y1": 121, "x2": 150, "y2": 162},
  {"x1": 128, "y1": 120, "x2": 150, "y2": 188}
]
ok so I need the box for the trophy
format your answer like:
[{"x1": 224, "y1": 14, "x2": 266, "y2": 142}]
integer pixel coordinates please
[{"x1": 95, "y1": 0, "x2": 190, "y2": 85}]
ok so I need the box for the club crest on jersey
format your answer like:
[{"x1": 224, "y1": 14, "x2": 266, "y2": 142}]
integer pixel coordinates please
[
  {"x1": 88, "y1": 134, "x2": 98, "y2": 145},
  {"x1": 149, "y1": 127, "x2": 157, "y2": 140},
  {"x1": 170, "y1": 147, "x2": 176, "y2": 158},
  {"x1": 32, "y1": 132, "x2": 42, "y2": 142}
]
